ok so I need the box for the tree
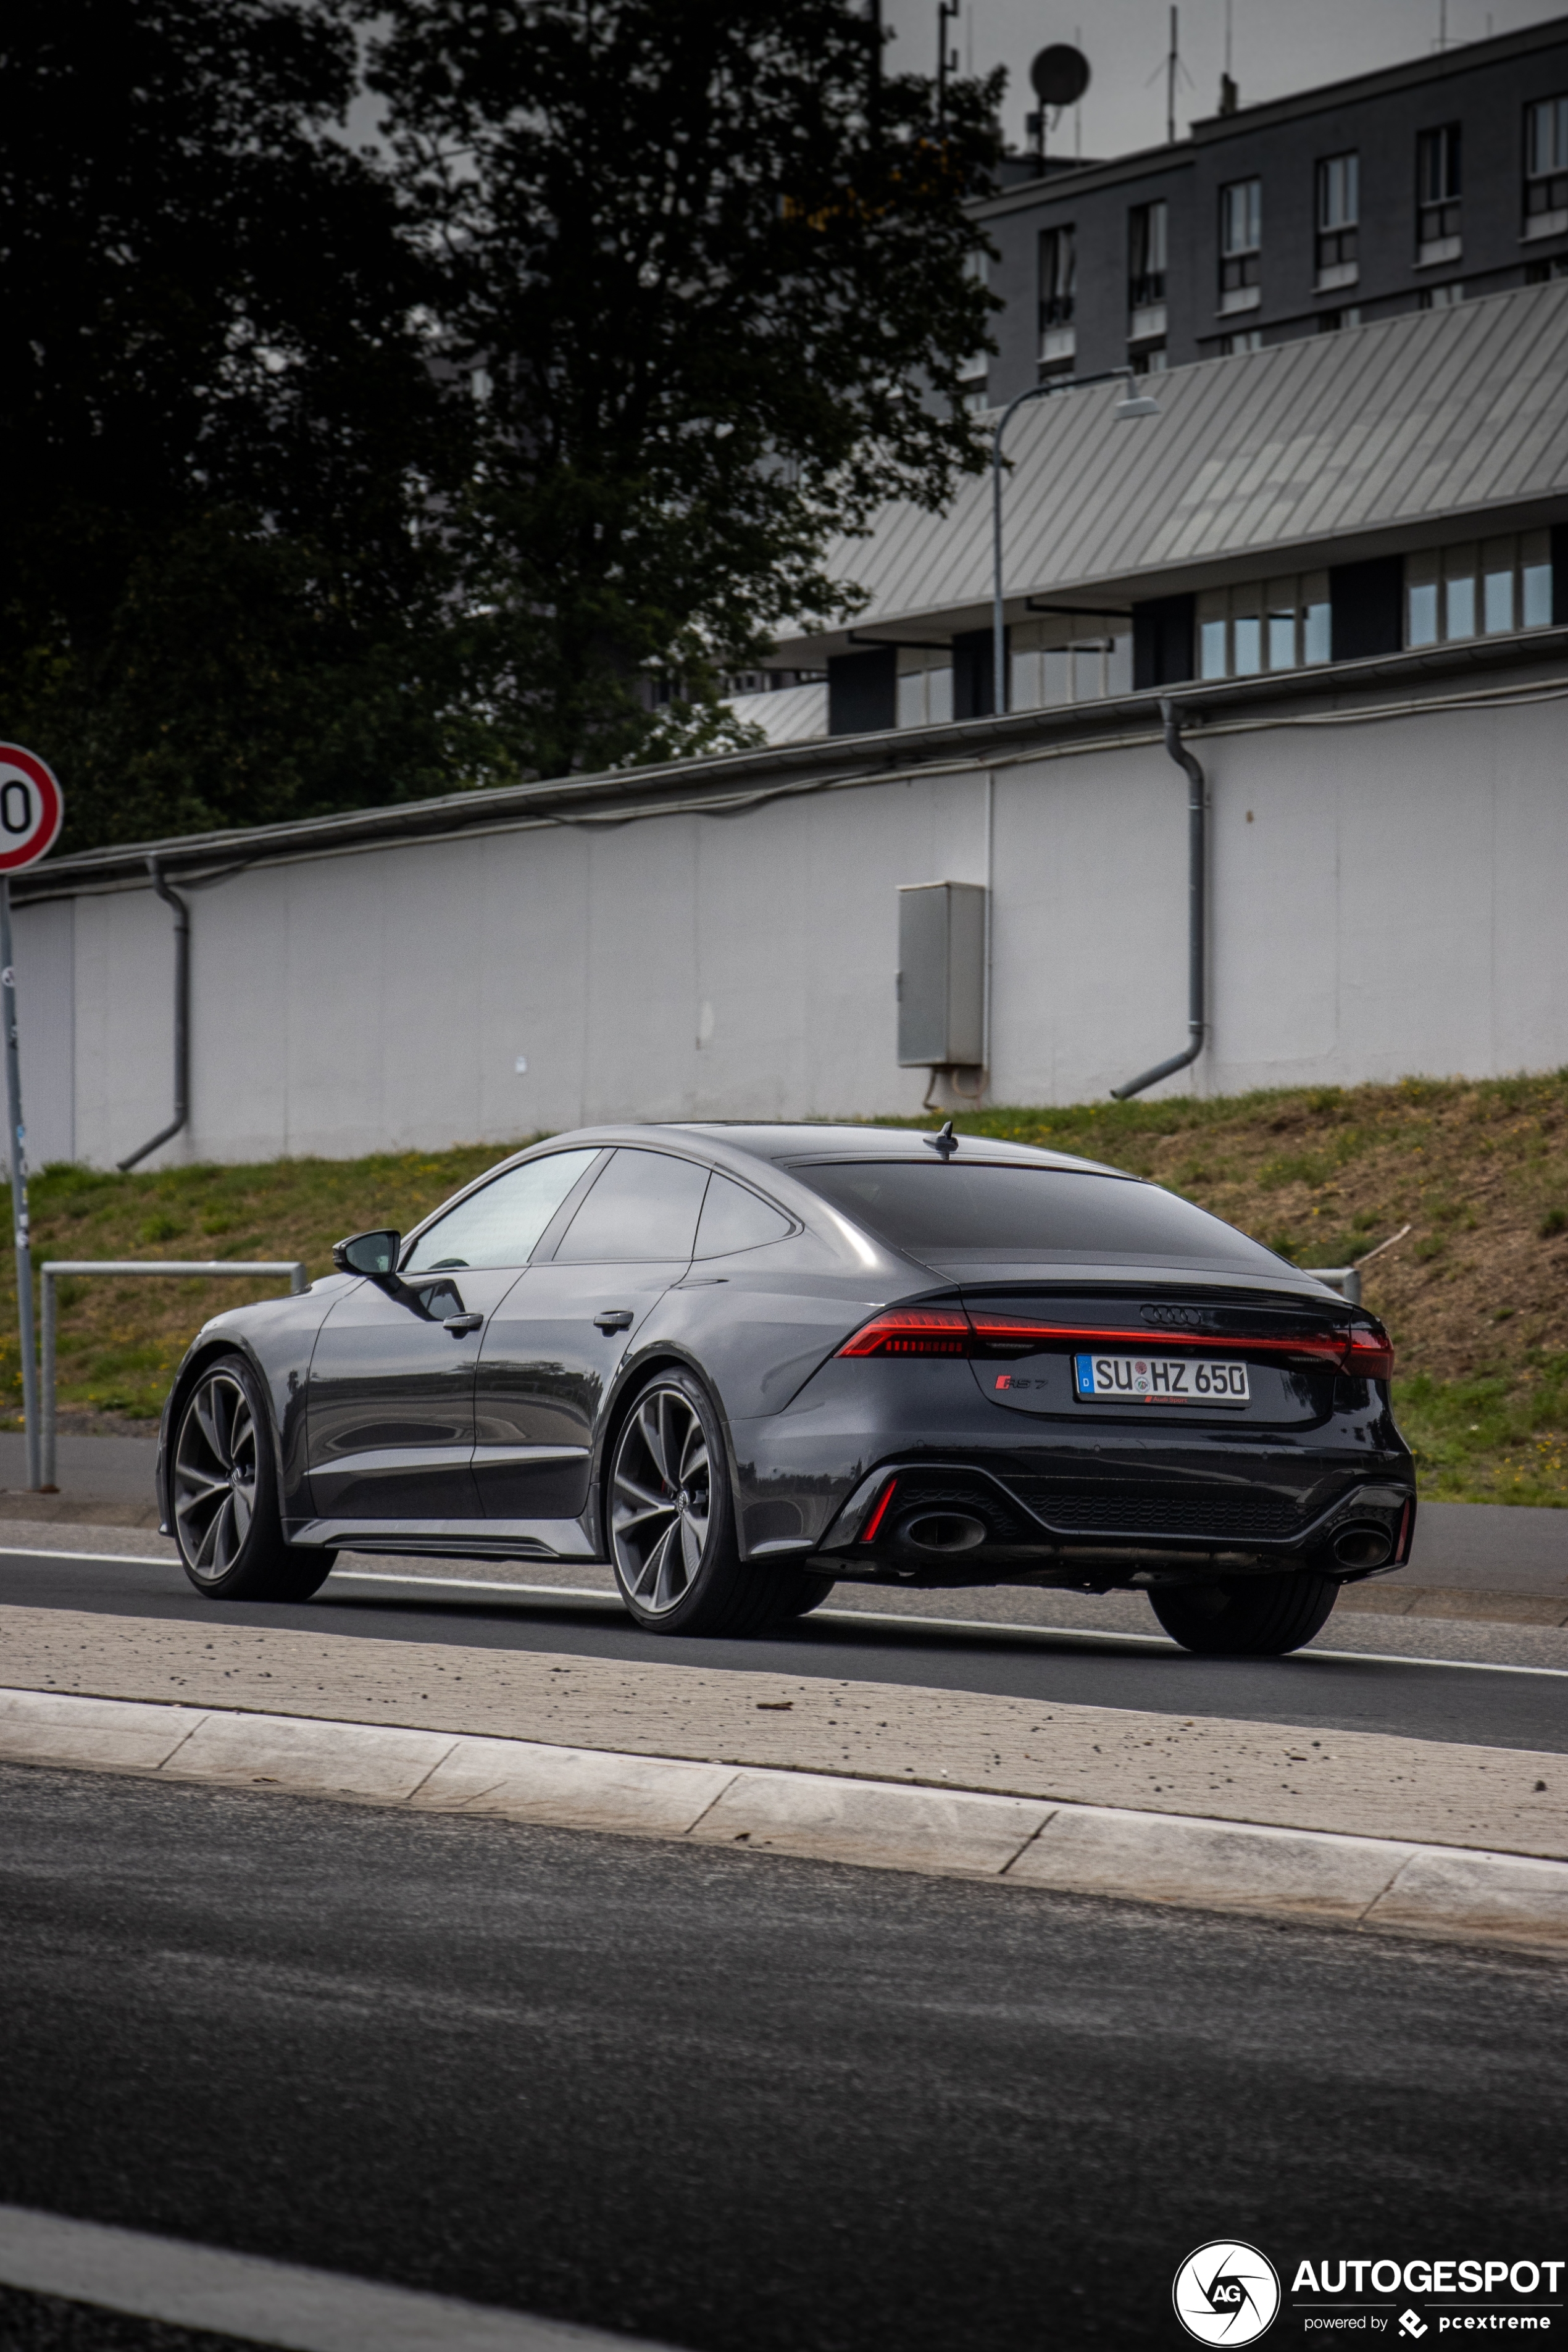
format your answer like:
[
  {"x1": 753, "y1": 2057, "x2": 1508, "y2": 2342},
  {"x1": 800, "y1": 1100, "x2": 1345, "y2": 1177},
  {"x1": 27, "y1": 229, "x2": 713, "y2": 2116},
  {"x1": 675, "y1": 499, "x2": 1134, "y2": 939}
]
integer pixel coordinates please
[
  {"x1": 367, "y1": 0, "x2": 1001, "y2": 775},
  {"x1": 0, "y1": 0, "x2": 490, "y2": 849}
]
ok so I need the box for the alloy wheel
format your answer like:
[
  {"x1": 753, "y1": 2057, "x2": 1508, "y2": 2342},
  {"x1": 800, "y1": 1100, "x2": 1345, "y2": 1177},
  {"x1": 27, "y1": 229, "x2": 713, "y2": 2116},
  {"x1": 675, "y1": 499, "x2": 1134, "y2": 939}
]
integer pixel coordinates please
[
  {"x1": 173, "y1": 1369, "x2": 259, "y2": 1581},
  {"x1": 610, "y1": 1385, "x2": 714, "y2": 1616}
]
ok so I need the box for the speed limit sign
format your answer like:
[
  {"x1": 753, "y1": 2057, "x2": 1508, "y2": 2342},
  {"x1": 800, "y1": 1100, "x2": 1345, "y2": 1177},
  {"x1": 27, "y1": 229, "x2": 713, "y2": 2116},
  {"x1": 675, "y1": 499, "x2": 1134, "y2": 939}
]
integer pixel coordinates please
[{"x1": 0, "y1": 746, "x2": 64, "y2": 872}]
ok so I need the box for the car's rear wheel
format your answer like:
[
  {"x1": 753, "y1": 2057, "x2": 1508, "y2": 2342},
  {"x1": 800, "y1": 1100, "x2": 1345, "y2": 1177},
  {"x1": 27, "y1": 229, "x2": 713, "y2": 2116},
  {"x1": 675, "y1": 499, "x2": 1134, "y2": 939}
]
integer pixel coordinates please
[
  {"x1": 1148, "y1": 1568, "x2": 1339, "y2": 1657},
  {"x1": 777, "y1": 1572, "x2": 836, "y2": 1619},
  {"x1": 172, "y1": 1353, "x2": 333, "y2": 1603},
  {"x1": 608, "y1": 1370, "x2": 788, "y2": 1637}
]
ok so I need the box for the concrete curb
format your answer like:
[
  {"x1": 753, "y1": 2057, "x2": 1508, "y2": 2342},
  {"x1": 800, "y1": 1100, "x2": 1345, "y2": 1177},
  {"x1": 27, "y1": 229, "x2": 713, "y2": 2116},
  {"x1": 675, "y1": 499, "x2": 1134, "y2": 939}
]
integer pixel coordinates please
[{"x1": 2, "y1": 1686, "x2": 1565, "y2": 1956}]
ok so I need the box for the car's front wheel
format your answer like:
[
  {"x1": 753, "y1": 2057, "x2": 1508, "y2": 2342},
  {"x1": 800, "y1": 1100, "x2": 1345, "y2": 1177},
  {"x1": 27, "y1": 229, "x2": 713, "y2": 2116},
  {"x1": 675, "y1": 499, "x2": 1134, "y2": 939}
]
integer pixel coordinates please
[
  {"x1": 172, "y1": 1352, "x2": 333, "y2": 1603},
  {"x1": 1148, "y1": 1569, "x2": 1338, "y2": 1657},
  {"x1": 608, "y1": 1369, "x2": 788, "y2": 1637}
]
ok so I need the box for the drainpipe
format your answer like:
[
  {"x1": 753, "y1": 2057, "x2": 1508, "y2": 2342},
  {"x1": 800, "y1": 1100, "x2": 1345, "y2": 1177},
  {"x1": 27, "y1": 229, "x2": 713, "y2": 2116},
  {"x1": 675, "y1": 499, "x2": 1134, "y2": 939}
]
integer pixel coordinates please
[
  {"x1": 118, "y1": 857, "x2": 190, "y2": 1172},
  {"x1": 1111, "y1": 698, "x2": 1207, "y2": 1100}
]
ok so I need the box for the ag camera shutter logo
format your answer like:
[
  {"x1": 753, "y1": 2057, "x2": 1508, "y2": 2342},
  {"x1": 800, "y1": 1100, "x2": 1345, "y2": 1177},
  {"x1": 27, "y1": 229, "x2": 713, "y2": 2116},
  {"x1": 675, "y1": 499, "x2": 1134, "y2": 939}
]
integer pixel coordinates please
[{"x1": 1173, "y1": 2241, "x2": 1282, "y2": 2344}]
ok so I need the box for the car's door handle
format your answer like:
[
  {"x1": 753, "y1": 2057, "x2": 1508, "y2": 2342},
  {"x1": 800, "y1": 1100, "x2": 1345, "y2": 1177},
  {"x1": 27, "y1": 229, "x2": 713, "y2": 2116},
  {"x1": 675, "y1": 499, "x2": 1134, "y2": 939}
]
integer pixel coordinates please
[
  {"x1": 443, "y1": 1312, "x2": 484, "y2": 1335},
  {"x1": 593, "y1": 1307, "x2": 635, "y2": 1332}
]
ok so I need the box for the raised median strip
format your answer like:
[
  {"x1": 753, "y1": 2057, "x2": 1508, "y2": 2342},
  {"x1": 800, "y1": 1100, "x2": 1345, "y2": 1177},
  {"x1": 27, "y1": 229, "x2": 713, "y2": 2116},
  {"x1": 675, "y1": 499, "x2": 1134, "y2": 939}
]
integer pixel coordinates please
[
  {"x1": 2, "y1": 1683, "x2": 1565, "y2": 1953},
  {"x1": 4, "y1": 1601, "x2": 1564, "y2": 1858},
  {"x1": 0, "y1": 2201, "x2": 680, "y2": 2352}
]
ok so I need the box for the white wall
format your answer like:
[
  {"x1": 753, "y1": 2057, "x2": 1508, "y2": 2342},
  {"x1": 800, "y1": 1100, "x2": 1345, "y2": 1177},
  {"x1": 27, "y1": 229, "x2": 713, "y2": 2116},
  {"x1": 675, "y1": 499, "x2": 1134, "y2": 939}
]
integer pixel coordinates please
[
  {"x1": 13, "y1": 898, "x2": 75, "y2": 1170},
  {"x1": 38, "y1": 691, "x2": 1568, "y2": 1167}
]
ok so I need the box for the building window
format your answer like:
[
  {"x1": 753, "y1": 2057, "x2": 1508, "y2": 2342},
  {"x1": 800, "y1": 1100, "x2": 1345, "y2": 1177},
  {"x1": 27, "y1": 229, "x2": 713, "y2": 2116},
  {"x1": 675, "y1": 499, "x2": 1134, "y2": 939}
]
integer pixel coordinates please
[
  {"x1": 1418, "y1": 281, "x2": 1464, "y2": 309},
  {"x1": 1197, "y1": 575, "x2": 1331, "y2": 679},
  {"x1": 1220, "y1": 329, "x2": 1262, "y2": 355},
  {"x1": 1219, "y1": 178, "x2": 1262, "y2": 312},
  {"x1": 1009, "y1": 616, "x2": 1133, "y2": 710},
  {"x1": 959, "y1": 248, "x2": 991, "y2": 412},
  {"x1": 1417, "y1": 123, "x2": 1462, "y2": 262},
  {"x1": 1526, "y1": 255, "x2": 1568, "y2": 282},
  {"x1": 1038, "y1": 225, "x2": 1077, "y2": 377},
  {"x1": 1129, "y1": 201, "x2": 1167, "y2": 308},
  {"x1": 1316, "y1": 153, "x2": 1359, "y2": 289},
  {"x1": 1317, "y1": 307, "x2": 1361, "y2": 332},
  {"x1": 1129, "y1": 344, "x2": 1168, "y2": 374},
  {"x1": 1525, "y1": 96, "x2": 1568, "y2": 238},
  {"x1": 1128, "y1": 201, "x2": 1168, "y2": 357},
  {"x1": 1406, "y1": 534, "x2": 1552, "y2": 648},
  {"x1": 896, "y1": 649, "x2": 954, "y2": 728}
]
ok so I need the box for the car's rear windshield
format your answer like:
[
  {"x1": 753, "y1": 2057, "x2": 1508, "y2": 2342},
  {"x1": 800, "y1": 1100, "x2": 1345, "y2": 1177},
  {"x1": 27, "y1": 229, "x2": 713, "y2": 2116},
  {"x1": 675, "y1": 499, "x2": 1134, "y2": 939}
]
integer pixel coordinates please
[{"x1": 790, "y1": 1161, "x2": 1287, "y2": 1272}]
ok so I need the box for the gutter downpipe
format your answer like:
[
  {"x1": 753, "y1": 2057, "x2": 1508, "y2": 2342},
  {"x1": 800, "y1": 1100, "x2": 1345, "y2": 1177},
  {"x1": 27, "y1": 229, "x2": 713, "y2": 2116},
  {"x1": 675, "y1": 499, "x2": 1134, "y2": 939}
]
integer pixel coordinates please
[
  {"x1": 118, "y1": 857, "x2": 191, "y2": 1172},
  {"x1": 1111, "y1": 698, "x2": 1207, "y2": 1100}
]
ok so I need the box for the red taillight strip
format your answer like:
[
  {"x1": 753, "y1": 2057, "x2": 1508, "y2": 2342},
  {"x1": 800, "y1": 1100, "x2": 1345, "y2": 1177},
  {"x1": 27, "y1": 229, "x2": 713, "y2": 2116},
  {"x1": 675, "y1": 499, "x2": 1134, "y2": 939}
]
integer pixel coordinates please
[
  {"x1": 861, "y1": 1479, "x2": 898, "y2": 1543},
  {"x1": 836, "y1": 1303, "x2": 1396, "y2": 1377},
  {"x1": 968, "y1": 1312, "x2": 1347, "y2": 1364},
  {"x1": 1345, "y1": 1327, "x2": 1396, "y2": 1380},
  {"x1": 837, "y1": 1307, "x2": 972, "y2": 1357}
]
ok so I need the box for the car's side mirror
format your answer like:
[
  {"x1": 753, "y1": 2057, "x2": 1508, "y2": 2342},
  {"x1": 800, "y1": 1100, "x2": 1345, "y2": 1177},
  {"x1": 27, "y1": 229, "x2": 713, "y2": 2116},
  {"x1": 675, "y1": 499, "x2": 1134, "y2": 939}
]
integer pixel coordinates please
[{"x1": 332, "y1": 1229, "x2": 402, "y2": 1279}]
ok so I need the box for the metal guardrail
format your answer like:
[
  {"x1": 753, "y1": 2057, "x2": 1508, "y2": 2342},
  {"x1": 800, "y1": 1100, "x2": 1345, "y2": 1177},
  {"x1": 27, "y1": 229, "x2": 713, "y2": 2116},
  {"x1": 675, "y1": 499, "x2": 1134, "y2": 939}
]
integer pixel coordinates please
[
  {"x1": 39, "y1": 1259, "x2": 308, "y2": 1491},
  {"x1": 1302, "y1": 1265, "x2": 1362, "y2": 1304}
]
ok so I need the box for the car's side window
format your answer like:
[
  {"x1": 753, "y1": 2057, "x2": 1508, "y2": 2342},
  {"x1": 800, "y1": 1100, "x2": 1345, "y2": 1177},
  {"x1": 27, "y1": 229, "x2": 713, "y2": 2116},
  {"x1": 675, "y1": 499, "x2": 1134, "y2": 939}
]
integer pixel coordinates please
[
  {"x1": 552, "y1": 1149, "x2": 709, "y2": 1264},
  {"x1": 694, "y1": 1173, "x2": 792, "y2": 1258},
  {"x1": 403, "y1": 1150, "x2": 601, "y2": 1273}
]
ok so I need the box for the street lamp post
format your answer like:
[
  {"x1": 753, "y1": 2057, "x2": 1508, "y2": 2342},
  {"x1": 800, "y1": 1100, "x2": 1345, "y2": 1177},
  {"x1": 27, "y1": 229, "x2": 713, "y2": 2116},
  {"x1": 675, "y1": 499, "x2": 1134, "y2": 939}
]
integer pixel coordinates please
[{"x1": 991, "y1": 365, "x2": 1162, "y2": 719}]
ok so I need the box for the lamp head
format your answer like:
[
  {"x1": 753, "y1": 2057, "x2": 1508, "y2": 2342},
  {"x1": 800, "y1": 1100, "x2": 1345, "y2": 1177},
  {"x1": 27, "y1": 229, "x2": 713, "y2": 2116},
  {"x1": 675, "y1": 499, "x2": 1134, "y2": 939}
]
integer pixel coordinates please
[{"x1": 1113, "y1": 387, "x2": 1162, "y2": 420}]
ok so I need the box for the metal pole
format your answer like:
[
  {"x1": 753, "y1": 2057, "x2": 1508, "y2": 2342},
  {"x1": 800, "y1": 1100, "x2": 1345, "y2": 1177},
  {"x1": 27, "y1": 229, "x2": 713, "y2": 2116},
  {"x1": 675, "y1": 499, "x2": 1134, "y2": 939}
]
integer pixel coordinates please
[
  {"x1": 117, "y1": 857, "x2": 191, "y2": 1173},
  {"x1": 40, "y1": 1266, "x2": 56, "y2": 1490},
  {"x1": 1111, "y1": 699, "x2": 1208, "y2": 1098},
  {"x1": 0, "y1": 878, "x2": 41, "y2": 1488}
]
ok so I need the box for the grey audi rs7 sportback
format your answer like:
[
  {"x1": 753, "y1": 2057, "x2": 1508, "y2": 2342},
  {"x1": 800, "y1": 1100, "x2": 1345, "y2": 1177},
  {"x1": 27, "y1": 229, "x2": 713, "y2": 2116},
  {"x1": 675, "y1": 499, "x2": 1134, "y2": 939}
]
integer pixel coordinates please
[{"x1": 156, "y1": 1122, "x2": 1414, "y2": 1655}]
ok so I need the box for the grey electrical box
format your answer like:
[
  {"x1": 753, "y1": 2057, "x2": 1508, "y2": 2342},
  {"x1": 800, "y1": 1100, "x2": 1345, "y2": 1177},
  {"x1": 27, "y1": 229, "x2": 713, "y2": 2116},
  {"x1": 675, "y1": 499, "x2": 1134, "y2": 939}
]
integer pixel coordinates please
[{"x1": 897, "y1": 881, "x2": 986, "y2": 1069}]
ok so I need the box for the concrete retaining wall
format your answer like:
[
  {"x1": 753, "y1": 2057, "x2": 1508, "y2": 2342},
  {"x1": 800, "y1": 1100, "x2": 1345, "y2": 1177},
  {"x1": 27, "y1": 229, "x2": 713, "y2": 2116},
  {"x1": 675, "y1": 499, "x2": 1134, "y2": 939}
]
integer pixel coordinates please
[{"x1": 15, "y1": 690, "x2": 1566, "y2": 1167}]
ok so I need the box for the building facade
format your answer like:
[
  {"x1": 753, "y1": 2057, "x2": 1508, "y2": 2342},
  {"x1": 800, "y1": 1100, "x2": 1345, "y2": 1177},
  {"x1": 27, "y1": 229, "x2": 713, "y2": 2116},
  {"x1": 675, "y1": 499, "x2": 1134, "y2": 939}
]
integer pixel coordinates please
[
  {"x1": 972, "y1": 14, "x2": 1568, "y2": 398},
  {"x1": 765, "y1": 278, "x2": 1568, "y2": 735}
]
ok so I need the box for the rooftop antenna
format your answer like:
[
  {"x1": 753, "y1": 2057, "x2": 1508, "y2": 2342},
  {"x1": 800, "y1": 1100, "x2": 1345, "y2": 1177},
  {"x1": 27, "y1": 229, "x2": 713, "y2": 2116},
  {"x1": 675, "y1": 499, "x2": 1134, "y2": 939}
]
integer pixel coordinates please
[
  {"x1": 1146, "y1": 6, "x2": 1192, "y2": 144},
  {"x1": 924, "y1": 1119, "x2": 959, "y2": 1159},
  {"x1": 1075, "y1": 22, "x2": 1084, "y2": 156},
  {"x1": 936, "y1": 0, "x2": 959, "y2": 129}
]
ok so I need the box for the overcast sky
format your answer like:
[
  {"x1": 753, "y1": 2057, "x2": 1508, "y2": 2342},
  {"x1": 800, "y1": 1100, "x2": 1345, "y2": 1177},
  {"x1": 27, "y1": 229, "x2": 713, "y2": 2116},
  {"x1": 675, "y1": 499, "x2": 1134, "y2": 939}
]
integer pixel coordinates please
[{"x1": 882, "y1": 0, "x2": 1567, "y2": 160}]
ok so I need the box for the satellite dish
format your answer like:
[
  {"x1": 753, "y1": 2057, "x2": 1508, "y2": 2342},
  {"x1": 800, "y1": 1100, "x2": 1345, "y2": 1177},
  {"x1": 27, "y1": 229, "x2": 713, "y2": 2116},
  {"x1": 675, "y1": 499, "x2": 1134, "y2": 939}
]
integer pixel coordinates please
[{"x1": 1030, "y1": 43, "x2": 1091, "y2": 107}]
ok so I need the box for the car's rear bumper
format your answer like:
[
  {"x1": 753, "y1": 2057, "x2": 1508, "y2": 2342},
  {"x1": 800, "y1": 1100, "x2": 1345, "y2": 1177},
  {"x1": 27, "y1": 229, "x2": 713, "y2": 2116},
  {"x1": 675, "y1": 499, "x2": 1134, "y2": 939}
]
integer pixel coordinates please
[
  {"x1": 730, "y1": 1357, "x2": 1415, "y2": 1590},
  {"x1": 807, "y1": 1457, "x2": 1414, "y2": 1589}
]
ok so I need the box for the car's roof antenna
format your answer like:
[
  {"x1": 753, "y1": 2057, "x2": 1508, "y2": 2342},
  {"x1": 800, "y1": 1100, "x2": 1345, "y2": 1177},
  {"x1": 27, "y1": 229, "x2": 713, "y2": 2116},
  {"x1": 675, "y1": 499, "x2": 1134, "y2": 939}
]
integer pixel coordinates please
[{"x1": 924, "y1": 1119, "x2": 959, "y2": 1160}]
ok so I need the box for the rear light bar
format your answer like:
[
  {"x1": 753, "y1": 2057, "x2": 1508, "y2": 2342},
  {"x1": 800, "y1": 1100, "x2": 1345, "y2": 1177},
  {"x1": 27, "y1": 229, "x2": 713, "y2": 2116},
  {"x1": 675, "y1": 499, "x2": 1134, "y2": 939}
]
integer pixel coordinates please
[
  {"x1": 837, "y1": 1307, "x2": 1395, "y2": 1377},
  {"x1": 837, "y1": 1307, "x2": 971, "y2": 1356}
]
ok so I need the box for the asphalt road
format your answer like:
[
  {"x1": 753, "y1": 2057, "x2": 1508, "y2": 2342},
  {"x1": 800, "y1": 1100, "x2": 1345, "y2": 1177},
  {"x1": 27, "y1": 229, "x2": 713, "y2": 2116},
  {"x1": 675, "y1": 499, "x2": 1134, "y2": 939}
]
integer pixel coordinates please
[
  {"x1": 2, "y1": 1764, "x2": 1564, "y2": 2352},
  {"x1": 4, "y1": 1545, "x2": 1565, "y2": 1754}
]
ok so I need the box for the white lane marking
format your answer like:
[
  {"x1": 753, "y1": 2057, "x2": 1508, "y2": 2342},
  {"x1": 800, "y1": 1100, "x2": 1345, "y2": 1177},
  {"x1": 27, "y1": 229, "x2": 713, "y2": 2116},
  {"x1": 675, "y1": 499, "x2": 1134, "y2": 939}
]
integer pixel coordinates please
[
  {"x1": 330, "y1": 1574, "x2": 1568, "y2": 1681},
  {"x1": 0, "y1": 1544, "x2": 177, "y2": 1564},
  {"x1": 12, "y1": 1551, "x2": 1568, "y2": 1683},
  {"x1": 0, "y1": 2201, "x2": 680, "y2": 2351}
]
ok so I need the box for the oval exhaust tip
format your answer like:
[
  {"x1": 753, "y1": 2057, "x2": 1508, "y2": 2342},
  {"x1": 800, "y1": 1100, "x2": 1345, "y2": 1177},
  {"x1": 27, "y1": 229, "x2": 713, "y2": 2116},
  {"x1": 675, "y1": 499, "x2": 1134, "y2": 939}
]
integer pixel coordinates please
[
  {"x1": 899, "y1": 1511, "x2": 987, "y2": 1554},
  {"x1": 1331, "y1": 1524, "x2": 1393, "y2": 1570}
]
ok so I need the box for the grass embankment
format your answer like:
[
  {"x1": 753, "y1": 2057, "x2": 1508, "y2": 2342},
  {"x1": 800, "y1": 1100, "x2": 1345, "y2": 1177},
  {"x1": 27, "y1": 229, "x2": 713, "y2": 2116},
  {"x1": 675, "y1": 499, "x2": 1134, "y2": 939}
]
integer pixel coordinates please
[{"x1": 9, "y1": 1073, "x2": 1568, "y2": 1504}]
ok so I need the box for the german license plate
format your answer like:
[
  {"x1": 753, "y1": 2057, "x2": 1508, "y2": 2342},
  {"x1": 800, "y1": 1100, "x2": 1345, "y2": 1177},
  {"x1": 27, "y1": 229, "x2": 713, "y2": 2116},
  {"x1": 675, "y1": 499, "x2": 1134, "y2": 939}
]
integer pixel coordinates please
[{"x1": 1074, "y1": 1353, "x2": 1249, "y2": 1405}]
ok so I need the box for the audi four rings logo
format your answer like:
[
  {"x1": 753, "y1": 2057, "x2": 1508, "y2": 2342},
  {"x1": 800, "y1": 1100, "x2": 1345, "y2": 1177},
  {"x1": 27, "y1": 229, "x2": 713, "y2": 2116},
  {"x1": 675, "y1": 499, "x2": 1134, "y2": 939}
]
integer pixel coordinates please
[
  {"x1": 1173, "y1": 2241, "x2": 1282, "y2": 2344},
  {"x1": 1143, "y1": 1304, "x2": 1207, "y2": 1328}
]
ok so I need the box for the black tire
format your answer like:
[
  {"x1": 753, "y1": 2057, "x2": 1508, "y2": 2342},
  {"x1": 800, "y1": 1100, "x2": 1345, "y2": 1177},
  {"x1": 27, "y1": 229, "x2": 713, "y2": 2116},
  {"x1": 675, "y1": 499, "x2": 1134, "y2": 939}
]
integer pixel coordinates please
[
  {"x1": 171, "y1": 1351, "x2": 334, "y2": 1603},
  {"x1": 776, "y1": 1571, "x2": 836, "y2": 1620},
  {"x1": 606, "y1": 1368, "x2": 782, "y2": 1637},
  {"x1": 1148, "y1": 1569, "x2": 1339, "y2": 1657}
]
